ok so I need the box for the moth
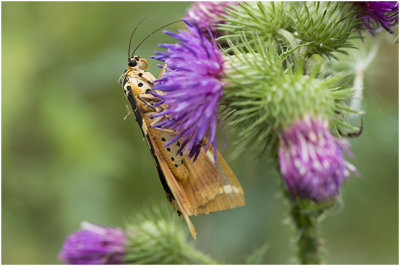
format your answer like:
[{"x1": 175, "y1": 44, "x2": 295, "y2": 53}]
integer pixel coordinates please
[{"x1": 119, "y1": 25, "x2": 244, "y2": 239}]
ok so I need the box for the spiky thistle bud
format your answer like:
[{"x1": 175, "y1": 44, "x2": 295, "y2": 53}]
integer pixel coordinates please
[
  {"x1": 217, "y1": 3, "x2": 363, "y2": 202},
  {"x1": 123, "y1": 207, "x2": 216, "y2": 264},
  {"x1": 220, "y1": 2, "x2": 359, "y2": 58},
  {"x1": 218, "y1": 2, "x2": 291, "y2": 54},
  {"x1": 222, "y1": 37, "x2": 357, "y2": 157}
]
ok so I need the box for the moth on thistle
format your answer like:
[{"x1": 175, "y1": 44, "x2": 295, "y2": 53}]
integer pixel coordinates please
[{"x1": 119, "y1": 22, "x2": 245, "y2": 239}]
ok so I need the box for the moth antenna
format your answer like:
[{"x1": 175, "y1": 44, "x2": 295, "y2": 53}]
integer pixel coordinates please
[
  {"x1": 132, "y1": 19, "x2": 183, "y2": 57},
  {"x1": 128, "y1": 18, "x2": 148, "y2": 61}
]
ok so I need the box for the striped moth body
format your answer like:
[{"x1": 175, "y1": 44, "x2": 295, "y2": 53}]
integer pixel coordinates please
[{"x1": 120, "y1": 55, "x2": 245, "y2": 239}]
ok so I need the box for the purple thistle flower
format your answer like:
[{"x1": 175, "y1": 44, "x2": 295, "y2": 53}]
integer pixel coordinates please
[
  {"x1": 355, "y1": 1, "x2": 399, "y2": 35},
  {"x1": 59, "y1": 222, "x2": 127, "y2": 264},
  {"x1": 184, "y1": 1, "x2": 238, "y2": 38},
  {"x1": 279, "y1": 115, "x2": 358, "y2": 203},
  {"x1": 151, "y1": 20, "x2": 225, "y2": 161}
]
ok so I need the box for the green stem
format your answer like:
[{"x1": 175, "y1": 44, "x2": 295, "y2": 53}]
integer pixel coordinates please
[
  {"x1": 181, "y1": 245, "x2": 218, "y2": 264},
  {"x1": 290, "y1": 199, "x2": 323, "y2": 264},
  {"x1": 276, "y1": 167, "x2": 326, "y2": 264}
]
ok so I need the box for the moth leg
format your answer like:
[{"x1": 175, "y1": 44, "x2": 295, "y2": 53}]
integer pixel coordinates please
[
  {"x1": 183, "y1": 212, "x2": 197, "y2": 240},
  {"x1": 123, "y1": 104, "x2": 133, "y2": 120},
  {"x1": 139, "y1": 94, "x2": 164, "y2": 113},
  {"x1": 137, "y1": 94, "x2": 157, "y2": 112},
  {"x1": 159, "y1": 127, "x2": 175, "y2": 133},
  {"x1": 140, "y1": 93, "x2": 159, "y2": 102},
  {"x1": 148, "y1": 121, "x2": 176, "y2": 133},
  {"x1": 118, "y1": 72, "x2": 127, "y2": 84},
  {"x1": 150, "y1": 116, "x2": 165, "y2": 127},
  {"x1": 158, "y1": 64, "x2": 167, "y2": 79}
]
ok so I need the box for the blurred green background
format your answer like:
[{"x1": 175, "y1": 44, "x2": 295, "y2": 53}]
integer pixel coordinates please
[{"x1": 2, "y1": 2, "x2": 398, "y2": 264}]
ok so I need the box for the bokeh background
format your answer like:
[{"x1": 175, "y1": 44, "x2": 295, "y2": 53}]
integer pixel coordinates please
[{"x1": 2, "y1": 2, "x2": 398, "y2": 264}]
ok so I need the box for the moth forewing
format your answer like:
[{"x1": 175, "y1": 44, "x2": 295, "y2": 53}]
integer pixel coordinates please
[
  {"x1": 183, "y1": 149, "x2": 245, "y2": 215},
  {"x1": 150, "y1": 126, "x2": 189, "y2": 182}
]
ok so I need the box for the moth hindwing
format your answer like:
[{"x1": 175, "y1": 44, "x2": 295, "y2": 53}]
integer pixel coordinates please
[{"x1": 121, "y1": 55, "x2": 245, "y2": 239}]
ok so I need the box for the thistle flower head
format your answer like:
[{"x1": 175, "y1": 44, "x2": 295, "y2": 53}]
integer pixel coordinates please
[
  {"x1": 355, "y1": 1, "x2": 399, "y2": 35},
  {"x1": 184, "y1": 1, "x2": 238, "y2": 38},
  {"x1": 59, "y1": 222, "x2": 127, "y2": 264},
  {"x1": 152, "y1": 20, "x2": 225, "y2": 161},
  {"x1": 279, "y1": 115, "x2": 358, "y2": 203}
]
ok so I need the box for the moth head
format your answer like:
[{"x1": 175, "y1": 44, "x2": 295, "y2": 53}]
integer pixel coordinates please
[{"x1": 128, "y1": 56, "x2": 148, "y2": 70}]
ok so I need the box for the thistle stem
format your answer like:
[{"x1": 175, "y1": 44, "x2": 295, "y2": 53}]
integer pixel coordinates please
[
  {"x1": 290, "y1": 199, "x2": 322, "y2": 264},
  {"x1": 181, "y1": 245, "x2": 218, "y2": 264}
]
